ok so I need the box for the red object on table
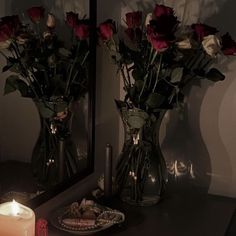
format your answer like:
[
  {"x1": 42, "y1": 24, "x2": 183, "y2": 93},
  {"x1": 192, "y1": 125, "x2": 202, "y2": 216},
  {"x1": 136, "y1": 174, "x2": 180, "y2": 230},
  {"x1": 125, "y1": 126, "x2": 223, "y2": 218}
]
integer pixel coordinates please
[{"x1": 36, "y1": 218, "x2": 48, "y2": 236}]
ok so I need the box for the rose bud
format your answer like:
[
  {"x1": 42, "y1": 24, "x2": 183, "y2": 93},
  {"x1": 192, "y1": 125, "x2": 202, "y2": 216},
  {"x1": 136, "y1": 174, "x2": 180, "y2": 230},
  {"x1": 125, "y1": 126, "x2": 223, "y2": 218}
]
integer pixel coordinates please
[
  {"x1": 66, "y1": 12, "x2": 78, "y2": 28},
  {"x1": 27, "y1": 6, "x2": 45, "y2": 23},
  {"x1": 192, "y1": 23, "x2": 218, "y2": 41},
  {"x1": 202, "y1": 35, "x2": 221, "y2": 57},
  {"x1": 125, "y1": 11, "x2": 142, "y2": 28},
  {"x1": 74, "y1": 23, "x2": 89, "y2": 40},
  {"x1": 98, "y1": 19, "x2": 116, "y2": 41},
  {"x1": 47, "y1": 13, "x2": 56, "y2": 28}
]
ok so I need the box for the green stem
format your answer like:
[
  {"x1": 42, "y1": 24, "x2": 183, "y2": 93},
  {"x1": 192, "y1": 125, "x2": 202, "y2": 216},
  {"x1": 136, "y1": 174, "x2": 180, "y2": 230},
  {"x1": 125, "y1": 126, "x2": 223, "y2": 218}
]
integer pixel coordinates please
[
  {"x1": 152, "y1": 54, "x2": 163, "y2": 93},
  {"x1": 138, "y1": 73, "x2": 149, "y2": 104},
  {"x1": 64, "y1": 41, "x2": 81, "y2": 96}
]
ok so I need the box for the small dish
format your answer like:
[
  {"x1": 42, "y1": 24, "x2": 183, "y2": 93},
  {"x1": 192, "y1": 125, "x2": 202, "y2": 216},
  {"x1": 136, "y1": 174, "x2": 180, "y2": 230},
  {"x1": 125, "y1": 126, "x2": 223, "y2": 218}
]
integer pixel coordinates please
[{"x1": 50, "y1": 201, "x2": 125, "y2": 235}]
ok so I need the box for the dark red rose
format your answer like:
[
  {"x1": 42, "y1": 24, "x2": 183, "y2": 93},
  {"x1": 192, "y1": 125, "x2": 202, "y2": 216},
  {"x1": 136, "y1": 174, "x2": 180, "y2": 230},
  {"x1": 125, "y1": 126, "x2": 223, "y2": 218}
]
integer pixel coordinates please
[
  {"x1": 147, "y1": 18, "x2": 177, "y2": 40},
  {"x1": 27, "y1": 6, "x2": 45, "y2": 23},
  {"x1": 125, "y1": 28, "x2": 142, "y2": 42},
  {"x1": 192, "y1": 23, "x2": 218, "y2": 41},
  {"x1": 147, "y1": 23, "x2": 172, "y2": 51},
  {"x1": 153, "y1": 4, "x2": 174, "y2": 18},
  {"x1": 74, "y1": 23, "x2": 89, "y2": 40},
  {"x1": 0, "y1": 15, "x2": 21, "y2": 40},
  {"x1": 221, "y1": 33, "x2": 236, "y2": 55},
  {"x1": 0, "y1": 23, "x2": 13, "y2": 42},
  {"x1": 125, "y1": 11, "x2": 142, "y2": 28},
  {"x1": 98, "y1": 19, "x2": 116, "y2": 41},
  {"x1": 66, "y1": 12, "x2": 78, "y2": 28}
]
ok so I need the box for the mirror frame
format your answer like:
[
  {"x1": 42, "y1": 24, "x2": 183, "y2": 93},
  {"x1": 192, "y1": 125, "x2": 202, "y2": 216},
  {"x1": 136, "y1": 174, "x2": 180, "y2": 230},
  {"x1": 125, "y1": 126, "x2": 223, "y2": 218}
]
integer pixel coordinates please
[{"x1": 27, "y1": 0, "x2": 97, "y2": 209}]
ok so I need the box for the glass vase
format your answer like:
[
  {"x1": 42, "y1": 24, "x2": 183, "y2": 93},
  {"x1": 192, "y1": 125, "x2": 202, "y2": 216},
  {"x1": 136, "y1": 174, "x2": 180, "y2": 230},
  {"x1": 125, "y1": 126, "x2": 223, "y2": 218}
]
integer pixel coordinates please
[
  {"x1": 115, "y1": 102, "x2": 168, "y2": 206},
  {"x1": 31, "y1": 98, "x2": 79, "y2": 188}
]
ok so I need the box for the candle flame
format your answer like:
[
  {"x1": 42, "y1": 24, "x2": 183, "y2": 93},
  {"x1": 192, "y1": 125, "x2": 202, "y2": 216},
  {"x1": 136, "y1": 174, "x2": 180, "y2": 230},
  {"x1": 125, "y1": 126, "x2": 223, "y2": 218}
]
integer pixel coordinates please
[{"x1": 12, "y1": 199, "x2": 20, "y2": 216}]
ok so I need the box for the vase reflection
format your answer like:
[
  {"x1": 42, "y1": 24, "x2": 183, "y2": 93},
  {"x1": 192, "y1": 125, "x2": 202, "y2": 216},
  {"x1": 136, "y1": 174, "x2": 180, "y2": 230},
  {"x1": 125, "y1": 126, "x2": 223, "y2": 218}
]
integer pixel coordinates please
[{"x1": 166, "y1": 159, "x2": 195, "y2": 179}]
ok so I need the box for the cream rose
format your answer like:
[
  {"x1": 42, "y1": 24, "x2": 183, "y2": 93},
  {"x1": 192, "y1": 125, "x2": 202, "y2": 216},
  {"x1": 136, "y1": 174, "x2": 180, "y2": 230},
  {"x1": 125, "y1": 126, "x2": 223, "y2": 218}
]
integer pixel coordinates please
[
  {"x1": 0, "y1": 40, "x2": 11, "y2": 49},
  {"x1": 176, "y1": 38, "x2": 192, "y2": 49},
  {"x1": 202, "y1": 35, "x2": 221, "y2": 57},
  {"x1": 47, "y1": 13, "x2": 56, "y2": 28},
  {"x1": 145, "y1": 13, "x2": 153, "y2": 26}
]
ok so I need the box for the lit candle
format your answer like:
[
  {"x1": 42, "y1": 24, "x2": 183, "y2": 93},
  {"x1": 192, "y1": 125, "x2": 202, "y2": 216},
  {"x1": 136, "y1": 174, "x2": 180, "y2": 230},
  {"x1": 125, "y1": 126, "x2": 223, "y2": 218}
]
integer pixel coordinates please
[
  {"x1": 0, "y1": 200, "x2": 35, "y2": 236},
  {"x1": 104, "y1": 144, "x2": 112, "y2": 198}
]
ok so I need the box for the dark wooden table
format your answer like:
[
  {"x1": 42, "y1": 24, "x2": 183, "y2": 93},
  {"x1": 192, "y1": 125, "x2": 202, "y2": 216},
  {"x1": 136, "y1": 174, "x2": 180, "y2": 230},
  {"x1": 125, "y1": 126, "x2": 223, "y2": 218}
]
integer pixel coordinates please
[{"x1": 48, "y1": 190, "x2": 235, "y2": 236}]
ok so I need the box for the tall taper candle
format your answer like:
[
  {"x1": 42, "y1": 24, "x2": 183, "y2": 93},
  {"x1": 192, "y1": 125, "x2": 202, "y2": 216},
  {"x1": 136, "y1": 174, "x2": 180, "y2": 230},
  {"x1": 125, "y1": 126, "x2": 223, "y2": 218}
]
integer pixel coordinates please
[{"x1": 104, "y1": 144, "x2": 112, "y2": 198}]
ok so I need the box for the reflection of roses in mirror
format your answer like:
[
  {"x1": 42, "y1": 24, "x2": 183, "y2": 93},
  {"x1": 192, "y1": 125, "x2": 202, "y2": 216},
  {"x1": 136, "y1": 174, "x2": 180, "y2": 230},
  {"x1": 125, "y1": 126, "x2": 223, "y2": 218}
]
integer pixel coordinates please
[
  {"x1": 66, "y1": 12, "x2": 79, "y2": 28},
  {"x1": 98, "y1": 19, "x2": 116, "y2": 41},
  {"x1": 0, "y1": 6, "x2": 90, "y2": 119},
  {"x1": 27, "y1": 6, "x2": 45, "y2": 23},
  {"x1": 125, "y1": 11, "x2": 142, "y2": 28}
]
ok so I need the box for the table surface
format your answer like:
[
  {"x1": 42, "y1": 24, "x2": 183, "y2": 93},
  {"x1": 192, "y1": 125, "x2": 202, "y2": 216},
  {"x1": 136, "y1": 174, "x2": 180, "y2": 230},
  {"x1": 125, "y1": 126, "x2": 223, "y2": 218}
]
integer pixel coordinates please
[{"x1": 48, "y1": 191, "x2": 236, "y2": 236}]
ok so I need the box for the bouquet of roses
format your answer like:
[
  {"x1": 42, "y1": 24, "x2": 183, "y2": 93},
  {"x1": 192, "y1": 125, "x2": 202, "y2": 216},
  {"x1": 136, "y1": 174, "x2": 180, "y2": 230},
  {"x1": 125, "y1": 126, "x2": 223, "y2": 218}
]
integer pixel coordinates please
[
  {"x1": 0, "y1": 6, "x2": 91, "y2": 186},
  {"x1": 98, "y1": 4, "x2": 236, "y2": 118}
]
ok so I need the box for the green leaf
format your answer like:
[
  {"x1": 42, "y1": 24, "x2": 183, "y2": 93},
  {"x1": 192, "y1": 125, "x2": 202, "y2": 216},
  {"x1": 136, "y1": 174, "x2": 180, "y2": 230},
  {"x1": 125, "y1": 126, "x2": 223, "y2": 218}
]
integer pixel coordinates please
[
  {"x1": 171, "y1": 67, "x2": 183, "y2": 83},
  {"x1": 122, "y1": 108, "x2": 149, "y2": 129},
  {"x1": 132, "y1": 68, "x2": 144, "y2": 81},
  {"x1": 59, "y1": 48, "x2": 71, "y2": 57},
  {"x1": 134, "y1": 80, "x2": 144, "y2": 92},
  {"x1": 9, "y1": 63, "x2": 21, "y2": 73},
  {"x1": 146, "y1": 92, "x2": 166, "y2": 109},
  {"x1": 4, "y1": 75, "x2": 29, "y2": 97},
  {"x1": 206, "y1": 68, "x2": 225, "y2": 82}
]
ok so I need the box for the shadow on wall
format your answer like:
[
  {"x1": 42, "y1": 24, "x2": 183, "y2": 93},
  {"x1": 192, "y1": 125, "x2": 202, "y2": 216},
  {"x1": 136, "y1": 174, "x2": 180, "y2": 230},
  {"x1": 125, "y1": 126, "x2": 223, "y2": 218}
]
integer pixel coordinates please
[{"x1": 162, "y1": 0, "x2": 236, "y2": 196}]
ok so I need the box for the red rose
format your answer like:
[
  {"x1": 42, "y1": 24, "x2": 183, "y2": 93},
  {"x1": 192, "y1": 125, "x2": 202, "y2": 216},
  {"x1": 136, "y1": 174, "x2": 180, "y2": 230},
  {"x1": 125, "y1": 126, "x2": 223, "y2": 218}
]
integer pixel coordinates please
[
  {"x1": 0, "y1": 23, "x2": 13, "y2": 42},
  {"x1": 66, "y1": 12, "x2": 78, "y2": 28},
  {"x1": 221, "y1": 33, "x2": 236, "y2": 55},
  {"x1": 147, "y1": 24, "x2": 171, "y2": 52},
  {"x1": 153, "y1": 4, "x2": 174, "y2": 18},
  {"x1": 27, "y1": 6, "x2": 45, "y2": 23},
  {"x1": 98, "y1": 19, "x2": 116, "y2": 41},
  {"x1": 148, "y1": 34, "x2": 169, "y2": 52},
  {"x1": 192, "y1": 23, "x2": 218, "y2": 41},
  {"x1": 125, "y1": 11, "x2": 142, "y2": 28},
  {"x1": 0, "y1": 15, "x2": 21, "y2": 40},
  {"x1": 74, "y1": 23, "x2": 89, "y2": 40}
]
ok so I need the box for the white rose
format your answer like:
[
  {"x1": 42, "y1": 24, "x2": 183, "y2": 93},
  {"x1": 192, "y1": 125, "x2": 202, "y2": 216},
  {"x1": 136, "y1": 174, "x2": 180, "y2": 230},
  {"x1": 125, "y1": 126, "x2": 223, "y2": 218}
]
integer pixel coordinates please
[
  {"x1": 145, "y1": 13, "x2": 153, "y2": 26},
  {"x1": 47, "y1": 13, "x2": 56, "y2": 28},
  {"x1": 176, "y1": 38, "x2": 192, "y2": 49},
  {"x1": 202, "y1": 35, "x2": 221, "y2": 57}
]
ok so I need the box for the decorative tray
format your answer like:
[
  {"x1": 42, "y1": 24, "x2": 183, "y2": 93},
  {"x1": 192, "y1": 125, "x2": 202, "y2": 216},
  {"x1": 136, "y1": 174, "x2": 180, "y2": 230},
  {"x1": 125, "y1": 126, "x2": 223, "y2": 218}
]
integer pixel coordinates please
[{"x1": 50, "y1": 199, "x2": 125, "y2": 235}]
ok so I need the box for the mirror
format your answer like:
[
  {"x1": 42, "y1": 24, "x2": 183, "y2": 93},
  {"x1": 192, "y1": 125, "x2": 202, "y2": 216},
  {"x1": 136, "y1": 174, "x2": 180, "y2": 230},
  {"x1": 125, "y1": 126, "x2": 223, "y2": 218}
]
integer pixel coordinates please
[{"x1": 0, "y1": 0, "x2": 96, "y2": 208}]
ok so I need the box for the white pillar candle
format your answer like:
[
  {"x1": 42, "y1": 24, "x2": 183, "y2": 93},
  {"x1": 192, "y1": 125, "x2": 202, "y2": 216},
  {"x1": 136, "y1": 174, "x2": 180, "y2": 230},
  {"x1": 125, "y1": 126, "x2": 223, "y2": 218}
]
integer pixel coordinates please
[{"x1": 0, "y1": 200, "x2": 35, "y2": 236}]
